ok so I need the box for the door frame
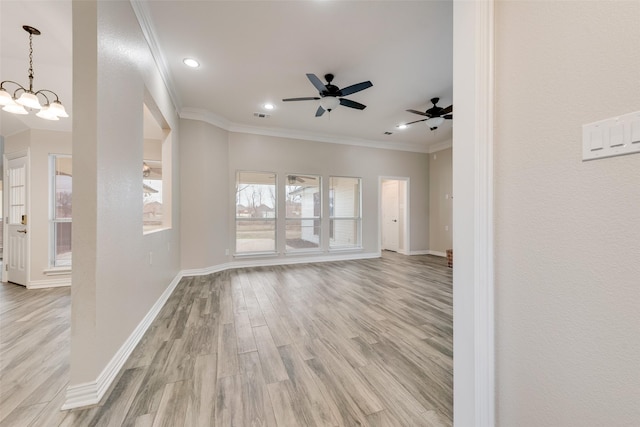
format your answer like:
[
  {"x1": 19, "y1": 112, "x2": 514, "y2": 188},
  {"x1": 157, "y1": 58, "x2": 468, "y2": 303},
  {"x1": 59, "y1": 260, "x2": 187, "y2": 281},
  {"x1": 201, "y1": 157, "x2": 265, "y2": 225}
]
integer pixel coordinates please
[
  {"x1": 378, "y1": 176, "x2": 410, "y2": 255},
  {"x1": 452, "y1": 0, "x2": 495, "y2": 425},
  {"x1": 3, "y1": 149, "x2": 31, "y2": 285}
]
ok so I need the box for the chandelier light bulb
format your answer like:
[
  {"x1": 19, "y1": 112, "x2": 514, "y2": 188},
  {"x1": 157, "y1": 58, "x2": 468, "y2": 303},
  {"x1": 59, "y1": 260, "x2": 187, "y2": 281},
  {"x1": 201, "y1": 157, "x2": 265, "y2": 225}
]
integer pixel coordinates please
[
  {"x1": 0, "y1": 88, "x2": 13, "y2": 106},
  {"x1": 36, "y1": 105, "x2": 60, "y2": 120},
  {"x1": 49, "y1": 100, "x2": 68, "y2": 117},
  {"x1": 16, "y1": 92, "x2": 42, "y2": 109},
  {"x1": 3, "y1": 102, "x2": 29, "y2": 115}
]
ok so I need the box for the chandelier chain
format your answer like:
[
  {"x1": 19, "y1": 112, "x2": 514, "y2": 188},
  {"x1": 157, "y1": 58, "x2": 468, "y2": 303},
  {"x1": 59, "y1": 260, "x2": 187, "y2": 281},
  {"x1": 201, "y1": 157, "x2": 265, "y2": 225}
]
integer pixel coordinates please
[{"x1": 28, "y1": 33, "x2": 34, "y2": 92}]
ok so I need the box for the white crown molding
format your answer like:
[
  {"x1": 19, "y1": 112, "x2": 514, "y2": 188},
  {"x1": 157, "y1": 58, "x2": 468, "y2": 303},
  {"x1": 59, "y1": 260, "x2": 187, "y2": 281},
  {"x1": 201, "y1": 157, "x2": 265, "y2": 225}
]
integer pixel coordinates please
[
  {"x1": 428, "y1": 139, "x2": 453, "y2": 154},
  {"x1": 180, "y1": 107, "x2": 231, "y2": 131},
  {"x1": 130, "y1": 0, "x2": 182, "y2": 114},
  {"x1": 180, "y1": 108, "x2": 431, "y2": 154}
]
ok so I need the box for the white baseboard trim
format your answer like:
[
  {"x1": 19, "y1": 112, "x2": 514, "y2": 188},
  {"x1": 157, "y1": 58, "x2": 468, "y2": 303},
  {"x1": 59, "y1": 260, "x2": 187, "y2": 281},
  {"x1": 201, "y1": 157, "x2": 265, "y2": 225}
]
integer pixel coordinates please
[
  {"x1": 408, "y1": 250, "x2": 430, "y2": 255},
  {"x1": 27, "y1": 278, "x2": 71, "y2": 289},
  {"x1": 427, "y1": 250, "x2": 447, "y2": 257},
  {"x1": 180, "y1": 262, "x2": 234, "y2": 278},
  {"x1": 62, "y1": 250, "x2": 380, "y2": 410},
  {"x1": 183, "y1": 252, "x2": 381, "y2": 276},
  {"x1": 61, "y1": 272, "x2": 183, "y2": 410}
]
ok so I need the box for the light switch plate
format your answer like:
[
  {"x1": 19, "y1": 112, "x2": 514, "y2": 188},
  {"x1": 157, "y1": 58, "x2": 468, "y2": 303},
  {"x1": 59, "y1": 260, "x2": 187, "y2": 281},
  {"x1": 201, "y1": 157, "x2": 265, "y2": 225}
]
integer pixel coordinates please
[{"x1": 583, "y1": 111, "x2": 640, "y2": 161}]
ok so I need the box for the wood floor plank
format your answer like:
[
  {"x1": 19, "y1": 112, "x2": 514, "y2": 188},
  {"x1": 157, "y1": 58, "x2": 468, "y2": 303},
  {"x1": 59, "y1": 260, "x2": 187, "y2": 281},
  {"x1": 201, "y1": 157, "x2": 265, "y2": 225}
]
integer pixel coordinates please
[
  {"x1": 238, "y1": 351, "x2": 278, "y2": 427},
  {"x1": 266, "y1": 381, "x2": 298, "y2": 427},
  {"x1": 89, "y1": 366, "x2": 147, "y2": 427},
  {"x1": 214, "y1": 375, "x2": 243, "y2": 426},
  {"x1": 151, "y1": 380, "x2": 193, "y2": 427},
  {"x1": 252, "y1": 325, "x2": 290, "y2": 384},
  {"x1": 235, "y1": 310, "x2": 258, "y2": 354},
  {"x1": 217, "y1": 323, "x2": 238, "y2": 379},
  {"x1": 191, "y1": 353, "x2": 217, "y2": 427},
  {"x1": 278, "y1": 345, "x2": 338, "y2": 427}
]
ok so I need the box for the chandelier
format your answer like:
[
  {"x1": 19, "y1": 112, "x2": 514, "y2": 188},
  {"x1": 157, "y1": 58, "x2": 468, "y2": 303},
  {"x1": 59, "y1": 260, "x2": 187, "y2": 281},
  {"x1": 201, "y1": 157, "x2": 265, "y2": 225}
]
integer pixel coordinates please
[{"x1": 0, "y1": 25, "x2": 68, "y2": 121}]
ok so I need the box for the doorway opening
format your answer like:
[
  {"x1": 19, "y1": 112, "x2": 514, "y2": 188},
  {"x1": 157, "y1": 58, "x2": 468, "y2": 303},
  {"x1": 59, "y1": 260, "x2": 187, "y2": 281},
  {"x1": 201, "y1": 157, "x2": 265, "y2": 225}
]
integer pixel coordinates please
[{"x1": 380, "y1": 177, "x2": 409, "y2": 254}]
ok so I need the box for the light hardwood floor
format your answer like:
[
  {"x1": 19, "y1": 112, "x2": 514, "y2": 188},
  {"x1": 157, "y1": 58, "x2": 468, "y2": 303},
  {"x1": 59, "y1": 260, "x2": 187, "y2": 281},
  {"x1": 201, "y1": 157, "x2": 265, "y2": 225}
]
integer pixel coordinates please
[{"x1": 0, "y1": 252, "x2": 452, "y2": 426}]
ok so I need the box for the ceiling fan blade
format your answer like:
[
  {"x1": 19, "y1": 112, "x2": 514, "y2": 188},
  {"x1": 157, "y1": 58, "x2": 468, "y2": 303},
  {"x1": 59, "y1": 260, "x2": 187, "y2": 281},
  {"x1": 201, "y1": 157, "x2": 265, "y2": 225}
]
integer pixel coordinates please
[
  {"x1": 440, "y1": 104, "x2": 453, "y2": 115},
  {"x1": 338, "y1": 81, "x2": 373, "y2": 97},
  {"x1": 282, "y1": 97, "x2": 321, "y2": 102},
  {"x1": 339, "y1": 98, "x2": 366, "y2": 110},
  {"x1": 406, "y1": 109, "x2": 430, "y2": 117},
  {"x1": 406, "y1": 118, "x2": 429, "y2": 125},
  {"x1": 315, "y1": 105, "x2": 326, "y2": 117},
  {"x1": 443, "y1": 114, "x2": 453, "y2": 120},
  {"x1": 306, "y1": 73, "x2": 327, "y2": 93}
]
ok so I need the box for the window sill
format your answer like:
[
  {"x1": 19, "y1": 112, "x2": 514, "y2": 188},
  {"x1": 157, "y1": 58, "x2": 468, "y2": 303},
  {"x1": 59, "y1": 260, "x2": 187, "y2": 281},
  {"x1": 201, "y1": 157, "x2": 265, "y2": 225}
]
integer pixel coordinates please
[
  {"x1": 43, "y1": 267, "x2": 72, "y2": 276},
  {"x1": 328, "y1": 246, "x2": 363, "y2": 253},
  {"x1": 284, "y1": 249, "x2": 324, "y2": 256},
  {"x1": 143, "y1": 226, "x2": 171, "y2": 236},
  {"x1": 234, "y1": 251, "x2": 278, "y2": 258}
]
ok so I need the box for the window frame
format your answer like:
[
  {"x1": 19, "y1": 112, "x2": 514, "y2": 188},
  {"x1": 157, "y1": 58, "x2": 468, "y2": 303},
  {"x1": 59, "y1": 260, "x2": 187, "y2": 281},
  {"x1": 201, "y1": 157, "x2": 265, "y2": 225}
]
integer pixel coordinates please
[
  {"x1": 235, "y1": 170, "x2": 278, "y2": 255},
  {"x1": 142, "y1": 101, "x2": 172, "y2": 235},
  {"x1": 49, "y1": 154, "x2": 72, "y2": 268},
  {"x1": 285, "y1": 174, "x2": 322, "y2": 254},
  {"x1": 328, "y1": 176, "x2": 362, "y2": 250}
]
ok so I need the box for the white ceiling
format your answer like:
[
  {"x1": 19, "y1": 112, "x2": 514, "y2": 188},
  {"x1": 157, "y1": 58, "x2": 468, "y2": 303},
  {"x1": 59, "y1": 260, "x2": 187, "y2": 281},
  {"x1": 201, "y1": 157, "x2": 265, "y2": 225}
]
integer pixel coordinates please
[{"x1": 1, "y1": 1, "x2": 453, "y2": 151}]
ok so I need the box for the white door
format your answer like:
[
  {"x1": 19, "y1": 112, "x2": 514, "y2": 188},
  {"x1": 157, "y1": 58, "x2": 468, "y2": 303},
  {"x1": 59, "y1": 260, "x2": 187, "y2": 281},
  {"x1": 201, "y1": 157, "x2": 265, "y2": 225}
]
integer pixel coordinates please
[
  {"x1": 382, "y1": 180, "x2": 400, "y2": 252},
  {"x1": 6, "y1": 156, "x2": 28, "y2": 286}
]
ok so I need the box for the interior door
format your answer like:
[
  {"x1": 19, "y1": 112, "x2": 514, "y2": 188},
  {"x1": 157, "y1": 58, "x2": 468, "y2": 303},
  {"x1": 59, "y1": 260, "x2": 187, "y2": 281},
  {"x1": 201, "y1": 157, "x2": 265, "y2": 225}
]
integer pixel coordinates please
[
  {"x1": 382, "y1": 180, "x2": 400, "y2": 252},
  {"x1": 6, "y1": 156, "x2": 28, "y2": 286}
]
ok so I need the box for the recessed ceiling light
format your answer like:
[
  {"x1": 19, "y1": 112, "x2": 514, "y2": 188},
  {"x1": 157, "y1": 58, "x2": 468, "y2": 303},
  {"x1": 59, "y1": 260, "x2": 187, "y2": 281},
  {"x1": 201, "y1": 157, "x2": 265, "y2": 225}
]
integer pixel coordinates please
[
  {"x1": 397, "y1": 124, "x2": 408, "y2": 129},
  {"x1": 264, "y1": 103, "x2": 275, "y2": 110},
  {"x1": 183, "y1": 58, "x2": 200, "y2": 68}
]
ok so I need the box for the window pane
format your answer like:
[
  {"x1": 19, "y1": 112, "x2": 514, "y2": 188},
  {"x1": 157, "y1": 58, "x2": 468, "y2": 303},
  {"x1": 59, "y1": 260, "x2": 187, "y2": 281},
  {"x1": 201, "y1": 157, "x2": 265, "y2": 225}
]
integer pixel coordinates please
[
  {"x1": 236, "y1": 220, "x2": 276, "y2": 252},
  {"x1": 143, "y1": 161, "x2": 163, "y2": 232},
  {"x1": 55, "y1": 157, "x2": 72, "y2": 219},
  {"x1": 142, "y1": 101, "x2": 171, "y2": 233},
  {"x1": 54, "y1": 222, "x2": 72, "y2": 267},
  {"x1": 286, "y1": 175, "x2": 320, "y2": 218},
  {"x1": 329, "y1": 177, "x2": 360, "y2": 218},
  {"x1": 286, "y1": 219, "x2": 320, "y2": 250},
  {"x1": 236, "y1": 172, "x2": 276, "y2": 218},
  {"x1": 236, "y1": 172, "x2": 277, "y2": 253},
  {"x1": 330, "y1": 219, "x2": 360, "y2": 248}
]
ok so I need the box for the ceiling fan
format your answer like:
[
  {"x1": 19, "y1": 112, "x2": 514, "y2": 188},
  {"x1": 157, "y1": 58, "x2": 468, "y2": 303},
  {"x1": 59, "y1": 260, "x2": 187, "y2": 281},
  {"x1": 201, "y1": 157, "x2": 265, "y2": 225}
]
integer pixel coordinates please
[
  {"x1": 406, "y1": 97, "x2": 453, "y2": 130},
  {"x1": 142, "y1": 161, "x2": 162, "y2": 178},
  {"x1": 287, "y1": 175, "x2": 316, "y2": 185},
  {"x1": 283, "y1": 73, "x2": 373, "y2": 117}
]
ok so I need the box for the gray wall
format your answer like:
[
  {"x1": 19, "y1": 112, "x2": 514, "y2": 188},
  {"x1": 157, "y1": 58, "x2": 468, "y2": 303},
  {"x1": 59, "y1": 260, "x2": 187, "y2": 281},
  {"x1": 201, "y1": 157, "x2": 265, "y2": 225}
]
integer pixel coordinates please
[
  {"x1": 495, "y1": 1, "x2": 640, "y2": 425},
  {"x1": 180, "y1": 119, "x2": 230, "y2": 269},
  {"x1": 428, "y1": 147, "x2": 452, "y2": 254}
]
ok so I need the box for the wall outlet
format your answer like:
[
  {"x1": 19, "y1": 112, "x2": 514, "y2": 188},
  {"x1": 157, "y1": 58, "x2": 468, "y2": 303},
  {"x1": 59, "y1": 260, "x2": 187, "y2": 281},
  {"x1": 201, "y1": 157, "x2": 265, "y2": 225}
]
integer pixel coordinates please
[
  {"x1": 149, "y1": 252, "x2": 153, "y2": 265},
  {"x1": 225, "y1": 249, "x2": 229, "y2": 256},
  {"x1": 445, "y1": 225, "x2": 449, "y2": 231}
]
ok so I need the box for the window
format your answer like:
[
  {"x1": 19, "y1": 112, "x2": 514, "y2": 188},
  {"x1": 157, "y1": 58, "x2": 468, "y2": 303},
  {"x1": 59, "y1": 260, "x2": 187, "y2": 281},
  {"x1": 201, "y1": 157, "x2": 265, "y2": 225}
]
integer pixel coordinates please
[
  {"x1": 50, "y1": 155, "x2": 72, "y2": 267},
  {"x1": 285, "y1": 174, "x2": 321, "y2": 252},
  {"x1": 143, "y1": 102, "x2": 171, "y2": 233},
  {"x1": 236, "y1": 171, "x2": 277, "y2": 253},
  {"x1": 329, "y1": 176, "x2": 362, "y2": 249}
]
